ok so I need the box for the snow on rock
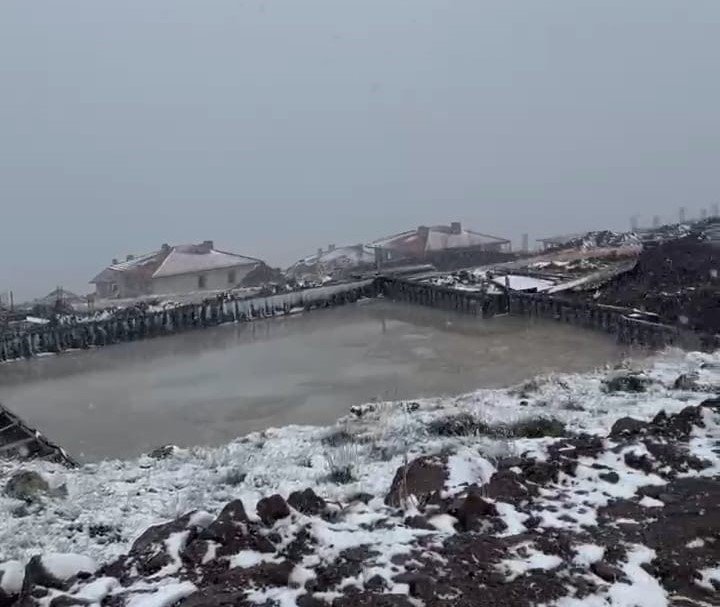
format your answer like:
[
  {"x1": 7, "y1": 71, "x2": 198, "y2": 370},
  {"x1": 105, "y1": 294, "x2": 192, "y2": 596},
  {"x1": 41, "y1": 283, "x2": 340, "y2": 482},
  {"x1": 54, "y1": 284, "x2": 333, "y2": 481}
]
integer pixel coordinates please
[
  {"x1": 125, "y1": 580, "x2": 197, "y2": 607},
  {"x1": 0, "y1": 560, "x2": 25, "y2": 595},
  {"x1": 572, "y1": 544, "x2": 605, "y2": 567},
  {"x1": 1, "y1": 349, "x2": 720, "y2": 605},
  {"x1": 444, "y1": 450, "x2": 495, "y2": 496},
  {"x1": 40, "y1": 553, "x2": 97, "y2": 581},
  {"x1": 497, "y1": 541, "x2": 563, "y2": 581},
  {"x1": 696, "y1": 565, "x2": 720, "y2": 591}
]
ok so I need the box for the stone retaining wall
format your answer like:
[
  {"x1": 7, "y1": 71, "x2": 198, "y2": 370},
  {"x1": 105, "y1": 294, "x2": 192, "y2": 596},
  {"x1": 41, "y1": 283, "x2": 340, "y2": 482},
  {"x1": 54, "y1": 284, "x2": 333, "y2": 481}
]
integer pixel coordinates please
[
  {"x1": 0, "y1": 275, "x2": 707, "y2": 363},
  {"x1": 377, "y1": 276, "x2": 701, "y2": 349},
  {"x1": 0, "y1": 280, "x2": 378, "y2": 362}
]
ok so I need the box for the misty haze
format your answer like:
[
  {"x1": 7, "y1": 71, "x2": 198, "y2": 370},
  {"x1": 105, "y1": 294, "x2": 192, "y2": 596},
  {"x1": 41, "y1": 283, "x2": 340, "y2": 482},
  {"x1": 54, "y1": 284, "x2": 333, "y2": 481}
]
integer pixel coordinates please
[{"x1": 1, "y1": 2, "x2": 720, "y2": 606}]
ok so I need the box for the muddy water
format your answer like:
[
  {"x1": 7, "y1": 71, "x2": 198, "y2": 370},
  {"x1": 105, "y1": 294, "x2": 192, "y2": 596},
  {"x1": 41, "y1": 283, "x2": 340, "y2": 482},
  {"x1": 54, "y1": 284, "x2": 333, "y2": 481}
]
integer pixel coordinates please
[{"x1": 0, "y1": 301, "x2": 632, "y2": 460}]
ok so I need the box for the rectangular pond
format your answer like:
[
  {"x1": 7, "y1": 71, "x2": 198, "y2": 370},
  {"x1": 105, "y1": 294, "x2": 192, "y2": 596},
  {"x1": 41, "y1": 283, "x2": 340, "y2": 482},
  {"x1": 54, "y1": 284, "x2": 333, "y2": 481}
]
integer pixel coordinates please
[{"x1": 0, "y1": 300, "x2": 633, "y2": 460}]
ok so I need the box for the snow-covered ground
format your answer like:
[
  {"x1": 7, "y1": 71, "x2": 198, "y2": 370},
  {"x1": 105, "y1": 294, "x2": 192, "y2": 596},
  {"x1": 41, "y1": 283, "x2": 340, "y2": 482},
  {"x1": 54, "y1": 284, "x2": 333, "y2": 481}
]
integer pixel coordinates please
[{"x1": 0, "y1": 348, "x2": 716, "y2": 566}]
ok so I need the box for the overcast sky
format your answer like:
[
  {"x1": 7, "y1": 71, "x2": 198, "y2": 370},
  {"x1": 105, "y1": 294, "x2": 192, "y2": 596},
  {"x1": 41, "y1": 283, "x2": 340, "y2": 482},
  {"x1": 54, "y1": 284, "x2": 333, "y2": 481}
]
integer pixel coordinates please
[{"x1": 1, "y1": 0, "x2": 719, "y2": 300}]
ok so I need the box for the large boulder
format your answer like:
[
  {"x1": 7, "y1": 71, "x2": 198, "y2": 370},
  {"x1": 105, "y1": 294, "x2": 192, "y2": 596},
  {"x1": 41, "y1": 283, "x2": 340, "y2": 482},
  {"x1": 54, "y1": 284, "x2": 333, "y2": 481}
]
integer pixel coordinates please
[
  {"x1": 609, "y1": 417, "x2": 647, "y2": 438},
  {"x1": 24, "y1": 554, "x2": 97, "y2": 591},
  {"x1": 0, "y1": 560, "x2": 24, "y2": 606},
  {"x1": 288, "y1": 488, "x2": 326, "y2": 516},
  {"x1": 256, "y1": 494, "x2": 290, "y2": 526},
  {"x1": 385, "y1": 456, "x2": 446, "y2": 508},
  {"x1": 4, "y1": 471, "x2": 61, "y2": 503},
  {"x1": 124, "y1": 510, "x2": 212, "y2": 577},
  {"x1": 602, "y1": 373, "x2": 650, "y2": 393},
  {"x1": 449, "y1": 488, "x2": 500, "y2": 532},
  {"x1": 183, "y1": 499, "x2": 275, "y2": 565}
]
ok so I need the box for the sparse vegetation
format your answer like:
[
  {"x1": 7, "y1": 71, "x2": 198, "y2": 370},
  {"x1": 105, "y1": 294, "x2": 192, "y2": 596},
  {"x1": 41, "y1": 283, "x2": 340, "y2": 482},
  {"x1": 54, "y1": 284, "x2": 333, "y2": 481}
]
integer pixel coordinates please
[
  {"x1": 504, "y1": 417, "x2": 566, "y2": 438},
  {"x1": 428, "y1": 413, "x2": 567, "y2": 440},
  {"x1": 427, "y1": 413, "x2": 490, "y2": 437},
  {"x1": 321, "y1": 428, "x2": 356, "y2": 447},
  {"x1": 324, "y1": 443, "x2": 359, "y2": 484}
]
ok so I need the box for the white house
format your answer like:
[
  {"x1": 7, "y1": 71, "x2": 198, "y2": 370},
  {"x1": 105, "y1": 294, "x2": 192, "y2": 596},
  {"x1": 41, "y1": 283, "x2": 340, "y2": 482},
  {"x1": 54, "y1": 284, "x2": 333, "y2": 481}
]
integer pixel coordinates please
[{"x1": 91, "y1": 241, "x2": 265, "y2": 298}]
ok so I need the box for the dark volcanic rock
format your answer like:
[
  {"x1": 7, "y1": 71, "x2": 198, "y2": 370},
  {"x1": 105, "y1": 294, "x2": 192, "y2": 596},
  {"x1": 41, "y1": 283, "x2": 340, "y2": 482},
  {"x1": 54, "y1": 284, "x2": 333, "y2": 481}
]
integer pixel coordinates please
[
  {"x1": 288, "y1": 488, "x2": 326, "y2": 516},
  {"x1": 332, "y1": 593, "x2": 414, "y2": 606},
  {"x1": 404, "y1": 515, "x2": 435, "y2": 530},
  {"x1": 603, "y1": 374, "x2": 649, "y2": 393},
  {"x1": 591, "y1": 562, "x2": 624, "y2": 582},
  {"x1": 24, "y1": 556, "x2": 67, "y2": 591},
  {"x1": 4, "y1": 471, "x2": 53, "y2": 503},
  {"x1": 392, "y1": 572, "x2": 434, "y2": 599},
  {"x1": 449, "y1": 489, "x2": 501, "y2": 532},
  {"x1": 256, "y1": 494, "x2": 290, "y2": 526},
  {"x1": 599, "y1": 476, "x2": 720, "y2": 603},
  {"x1": 0, "y1": 589, "x2": 14, "y2": 607},
  {"x1": 599, "y1": 471, "x2": 620, "y2": 484},
  {"x1": 183, "y1": 500, "x2": 275, "y2": 567},
  {"x1": 648, "y1": 406, "x2": 705, "y2": 440},
  {"x1": 122, "y1": 511, "x2": 204, "y2": 577},
  {"x1": 385, "y1": 456, "x2": 446, "y2": 508},
  {"x1": 673, "y1": 373, "x2": 701, "y2": 391},
  {"x1": 483, "y1": 469, "x2": 533, "y2": 503},
  {"x1": 311, "y1": 546, "x2": 379, "y2": 593},
  {"x1": 609, "y1": 417, "x2": 647, "y2": 438}
]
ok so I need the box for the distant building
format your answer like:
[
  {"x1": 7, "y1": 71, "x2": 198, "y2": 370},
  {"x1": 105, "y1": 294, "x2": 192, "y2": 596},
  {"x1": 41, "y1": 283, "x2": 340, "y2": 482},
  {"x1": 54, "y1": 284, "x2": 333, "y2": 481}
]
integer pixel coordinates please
[
  {"x1": 372, "y1": 222, "x2": 511, "y2": 264},
  {"x1": 536, "y1": 234, "x2": 585, "y2": 251},
  {"x1": 90, "y1": 241, "x2": 264, "y2": 298},
  {"x1": 286, "y1": 244, "x2": 376, "y2": 281},
  {"x1": 35, "y1": 288, "x2": 84, "y2": 307}
]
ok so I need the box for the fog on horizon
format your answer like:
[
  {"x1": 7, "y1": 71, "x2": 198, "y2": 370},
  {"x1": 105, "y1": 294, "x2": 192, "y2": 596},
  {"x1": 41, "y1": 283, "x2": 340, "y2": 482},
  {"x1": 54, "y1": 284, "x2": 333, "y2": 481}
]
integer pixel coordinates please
[{"x1": 1, "y1": 0, "x2": 719, "y2": 300}]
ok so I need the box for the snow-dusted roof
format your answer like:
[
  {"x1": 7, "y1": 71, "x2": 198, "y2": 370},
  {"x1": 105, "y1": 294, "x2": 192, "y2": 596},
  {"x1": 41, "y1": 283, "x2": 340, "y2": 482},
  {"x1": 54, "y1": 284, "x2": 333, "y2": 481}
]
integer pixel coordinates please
[
  {"x1": 152, "y1": 245, "x2": 261, "y2": 278},
  {"x1": 426, "y1": 228, "x2": 509, "y2": 251},
  {"x1": 372, "y1": 225, "x2": 509, "y2": 253},
  {"x1": 90, "y1": 251, "x2": 163, "y2": 283},
  {"x1": 109, "y1": 251, "x2": 163, "y2": 272}
]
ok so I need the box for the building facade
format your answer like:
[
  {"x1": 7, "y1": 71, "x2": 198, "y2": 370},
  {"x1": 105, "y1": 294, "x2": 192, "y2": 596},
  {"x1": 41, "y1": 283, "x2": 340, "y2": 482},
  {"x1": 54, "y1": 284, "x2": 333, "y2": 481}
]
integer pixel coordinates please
[{"x1": 90, "y1": 241, "x2": 264, "y2": 299}]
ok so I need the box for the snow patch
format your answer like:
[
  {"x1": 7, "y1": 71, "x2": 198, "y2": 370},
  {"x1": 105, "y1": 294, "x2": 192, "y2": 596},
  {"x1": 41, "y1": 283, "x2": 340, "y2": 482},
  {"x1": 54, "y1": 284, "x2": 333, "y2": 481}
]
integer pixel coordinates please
[
  {"x1": 126, "y1": 581, "x2": 197, "y2": 607},
  {"x1": 42, "y1": 553, "x2": 97, "y2": 581},
  {"x1": 0, "y1": 560, "x2": 25, "y2": 595}
]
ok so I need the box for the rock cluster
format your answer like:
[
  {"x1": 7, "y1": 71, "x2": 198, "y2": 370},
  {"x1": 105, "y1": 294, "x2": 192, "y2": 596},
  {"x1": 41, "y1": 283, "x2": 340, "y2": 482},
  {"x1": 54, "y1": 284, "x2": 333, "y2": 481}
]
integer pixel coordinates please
[{"x1": 4, "y1": 400, "x2": 719, "y2": 606}]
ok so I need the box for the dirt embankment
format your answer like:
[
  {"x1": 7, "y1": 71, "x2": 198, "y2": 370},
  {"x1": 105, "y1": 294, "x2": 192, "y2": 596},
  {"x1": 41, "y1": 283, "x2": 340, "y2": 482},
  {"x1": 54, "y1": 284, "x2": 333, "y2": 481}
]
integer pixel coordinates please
[{"x1": 589, "y1": 237, "x2": 720, "y2": 335}]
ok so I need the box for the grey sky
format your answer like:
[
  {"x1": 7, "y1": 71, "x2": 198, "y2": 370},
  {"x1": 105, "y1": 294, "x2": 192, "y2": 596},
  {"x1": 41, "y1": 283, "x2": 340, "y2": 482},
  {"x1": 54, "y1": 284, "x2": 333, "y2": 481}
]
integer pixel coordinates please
[{"x1": 1, "y1": 0, "x2": 719, "y2": 300}]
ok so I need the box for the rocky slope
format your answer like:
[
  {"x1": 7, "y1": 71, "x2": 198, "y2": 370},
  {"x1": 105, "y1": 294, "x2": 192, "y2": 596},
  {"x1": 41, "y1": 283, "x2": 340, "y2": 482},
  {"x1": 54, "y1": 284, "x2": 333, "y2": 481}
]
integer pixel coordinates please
[{"x1": 1, "y1": 351, "x2": 719, "y2": 606}]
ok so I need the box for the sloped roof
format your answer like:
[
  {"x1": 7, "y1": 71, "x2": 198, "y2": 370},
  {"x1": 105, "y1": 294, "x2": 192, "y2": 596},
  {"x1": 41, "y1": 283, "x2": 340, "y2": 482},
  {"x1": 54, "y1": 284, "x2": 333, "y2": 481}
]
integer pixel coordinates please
[
  {"x1": 372, "y1": 225, "x2": 509, "y2": 253},
  {"x1": 90, "y1": 250, "x2": 164, "y2": 284},
  {"x1": 152, "y1": 245, "x2": 261, "y2": 278},
  {"x1": 287, "y1": 245, "x2": 375, "y2": 276},
  {"x1": 426, "y1": 227, "x2": 509, "y2": 251}
]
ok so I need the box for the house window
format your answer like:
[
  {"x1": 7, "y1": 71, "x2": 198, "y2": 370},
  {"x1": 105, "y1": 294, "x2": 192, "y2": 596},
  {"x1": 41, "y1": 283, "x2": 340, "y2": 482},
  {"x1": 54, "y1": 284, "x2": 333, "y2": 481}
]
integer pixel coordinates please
[
  {"x1": 228, "y1": 270, "x2": 236, "y2": 285},
  {"x1": 198, "y1": 275, "x2": 207, "y2": 289}
]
